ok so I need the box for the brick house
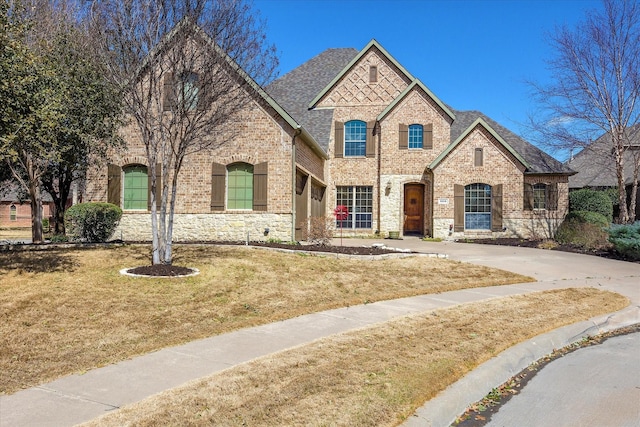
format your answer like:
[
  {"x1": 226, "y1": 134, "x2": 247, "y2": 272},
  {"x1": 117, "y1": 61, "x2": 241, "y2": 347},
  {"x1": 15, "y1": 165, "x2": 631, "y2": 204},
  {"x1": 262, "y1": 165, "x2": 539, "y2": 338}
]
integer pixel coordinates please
[
  {"x1": 85, "y1": 35, "x2": 573, "y2": 242},
  {"x1": 0, "y1": 185, "x2": 53, "y2": 228}
]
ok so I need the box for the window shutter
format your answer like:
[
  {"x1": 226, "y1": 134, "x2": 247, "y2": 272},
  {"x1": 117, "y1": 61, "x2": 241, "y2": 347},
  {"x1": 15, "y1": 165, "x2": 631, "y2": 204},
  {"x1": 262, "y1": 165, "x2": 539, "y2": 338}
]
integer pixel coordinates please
[
  {"x1": 399, "y1": 124, "x2": 408, "y2": 149},
  {"x1": 523, "y1": 183, "x2": 533, "y2": 211},
  {"x1": 107, "y1": 164, "x2": 121, "y2": 206},
  {"x1": 547, "y1": 182, "x2": 558, "y2": 211},
  {"x1": 474, "y1": 148, "x2": 483, "y2": 166},
  {"x1": 454, "y1": 184, "x2": 464, "y2": 232},
  {"x1": 163, "y1": 73, "x2": 173, "y2": 112},
  {"x1": 334, "y1": 121, "x2": 344, "y2": 158},
  {"x1": 253, "y1": 162, "x2": 268, "y2": 211},
  {"x1": 366, "y1": 121, "x2": 375, "y2": 158},
  {"x1": 424, "y1": 123, "x2": 433, "y2": 149},
  {"x1": 147, "y1": 164, "x2": 161, "y2": 211},
  {"x1": 195, "y1": 73, "x2": 206, "y2": 111},
  {"x1": 211, "y1": 162, "x2": 226, "y2": 211},
  {"x1": 492, "y1": 184, "x2": 503, "y2": 232}
]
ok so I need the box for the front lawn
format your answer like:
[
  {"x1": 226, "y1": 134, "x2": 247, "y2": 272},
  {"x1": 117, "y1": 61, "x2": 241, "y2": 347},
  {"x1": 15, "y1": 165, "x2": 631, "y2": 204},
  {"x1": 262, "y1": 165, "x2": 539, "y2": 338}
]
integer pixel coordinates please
[{"x1": 0, "y1": 244, "x2": 532, "y2": 394}]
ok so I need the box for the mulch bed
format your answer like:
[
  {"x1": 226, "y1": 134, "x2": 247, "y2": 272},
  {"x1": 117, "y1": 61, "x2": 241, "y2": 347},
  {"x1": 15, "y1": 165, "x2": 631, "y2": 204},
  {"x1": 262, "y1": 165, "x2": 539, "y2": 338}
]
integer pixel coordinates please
[
  {"x1": 464, "y1": 238, "x2": 639, "y2": 263},
  {"x1": 127, "y1": 264, "x2": 196, "y2": 277}
]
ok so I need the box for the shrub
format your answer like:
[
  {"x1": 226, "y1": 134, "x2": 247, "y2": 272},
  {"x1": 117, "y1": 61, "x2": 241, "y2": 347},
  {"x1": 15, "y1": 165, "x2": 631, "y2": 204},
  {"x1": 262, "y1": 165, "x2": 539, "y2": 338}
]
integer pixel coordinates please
[
  {"x1": 569, "y1": 189, "x2": 613, "y2": 222},
  {"x1": 65, "y1": 202, "x2": 122, "y2": 243},
  {"x1": 302, "y1": 216, "x2": 334, "y2": 246},
  {"x1": 608, "y1": 222, "x2": 640, "y2": 260},
  {"x1": 555, "y1": 211, "x2": 610, "y2": 250}
]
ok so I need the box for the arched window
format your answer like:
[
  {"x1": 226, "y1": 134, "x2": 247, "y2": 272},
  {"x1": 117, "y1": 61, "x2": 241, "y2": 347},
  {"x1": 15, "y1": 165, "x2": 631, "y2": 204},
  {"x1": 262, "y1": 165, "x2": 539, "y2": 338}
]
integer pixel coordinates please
[
  {"x1": 227, "y1": 163, "x2": 254, "y2": 210},
  {"x1": 465, "y1": 183, "x2": 492, "y2": 230},
  {"x1": 123, "y1": 165, "x2": 148, "y2": 210},
  {"x1": 344, "y1": 120, "x2": 367, "y2": 157},
  {"x1": 408, "y1": 124, "x2": 423, "y2": 149},
  {"x1": 533, "y1": 183, "x2": 547, "y2": 210},
  {"x1": 10, "y1": 204, "x2": 17, "y2": 221}
]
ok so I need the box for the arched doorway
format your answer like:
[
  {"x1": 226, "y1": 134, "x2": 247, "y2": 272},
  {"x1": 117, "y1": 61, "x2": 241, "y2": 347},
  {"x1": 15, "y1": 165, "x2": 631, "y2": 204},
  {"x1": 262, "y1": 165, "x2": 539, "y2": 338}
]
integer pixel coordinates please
[{"x1": 404, "y1": 183, "x2": 424, "y2": 235}]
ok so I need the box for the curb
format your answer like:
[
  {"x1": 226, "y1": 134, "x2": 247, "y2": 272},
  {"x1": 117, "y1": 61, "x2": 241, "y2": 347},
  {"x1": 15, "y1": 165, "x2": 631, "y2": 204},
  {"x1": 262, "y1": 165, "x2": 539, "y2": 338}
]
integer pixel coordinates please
[{"x1": 402, "y1": 304, "x2": 640, "y2": 427}]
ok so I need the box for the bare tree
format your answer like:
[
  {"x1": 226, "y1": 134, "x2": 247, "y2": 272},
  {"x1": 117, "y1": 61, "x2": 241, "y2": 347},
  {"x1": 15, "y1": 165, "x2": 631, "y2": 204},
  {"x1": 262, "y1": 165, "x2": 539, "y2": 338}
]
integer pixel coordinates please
[
  {"x1": 529, "y1": 0, "x2": 640, "y2": 223},
  {"x1": 91, "y1": 0, "x2": 278, "y2": 264}
]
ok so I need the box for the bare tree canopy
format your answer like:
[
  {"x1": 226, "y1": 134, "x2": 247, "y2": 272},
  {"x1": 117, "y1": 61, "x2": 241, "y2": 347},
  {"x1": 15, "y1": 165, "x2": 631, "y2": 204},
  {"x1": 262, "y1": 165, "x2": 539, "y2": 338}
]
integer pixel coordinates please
[
  {"x1": 90, "y1": 0, "x2": 279, "y2": 264},
  {"x1": 529, "y1": 0, "x2": 640, "y2": 223}
]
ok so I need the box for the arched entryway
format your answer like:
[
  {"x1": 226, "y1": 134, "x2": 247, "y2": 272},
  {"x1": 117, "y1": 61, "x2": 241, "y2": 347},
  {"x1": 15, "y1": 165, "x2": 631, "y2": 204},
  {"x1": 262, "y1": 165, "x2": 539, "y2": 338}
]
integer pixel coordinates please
[{"x1": 404, "y1": 183, "x2": 424, "y2": 235}]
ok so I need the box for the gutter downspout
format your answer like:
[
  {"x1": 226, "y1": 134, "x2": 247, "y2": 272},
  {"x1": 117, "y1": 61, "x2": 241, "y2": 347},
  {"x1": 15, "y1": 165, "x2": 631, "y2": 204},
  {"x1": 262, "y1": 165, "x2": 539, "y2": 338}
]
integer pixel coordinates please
[
  {"x1": 376, "y1": 121, "x2": 381, "y2": 236},
  {"x1": 292, "y1": 127, "x2": 302, "y2": 241}
]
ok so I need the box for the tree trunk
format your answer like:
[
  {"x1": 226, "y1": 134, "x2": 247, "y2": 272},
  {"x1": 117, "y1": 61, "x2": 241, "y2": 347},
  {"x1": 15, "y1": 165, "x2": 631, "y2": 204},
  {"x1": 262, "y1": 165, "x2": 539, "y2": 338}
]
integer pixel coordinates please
[{"x1": 29, "y1": 179, "x2": 44, "y2": 244}]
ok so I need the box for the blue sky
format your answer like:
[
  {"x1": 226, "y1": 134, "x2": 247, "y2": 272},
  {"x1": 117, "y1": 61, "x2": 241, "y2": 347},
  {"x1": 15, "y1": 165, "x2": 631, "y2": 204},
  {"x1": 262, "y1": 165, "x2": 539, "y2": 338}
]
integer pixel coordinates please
[{"x1": 254, "y1": 0, "x2": 602, "y2": 161}]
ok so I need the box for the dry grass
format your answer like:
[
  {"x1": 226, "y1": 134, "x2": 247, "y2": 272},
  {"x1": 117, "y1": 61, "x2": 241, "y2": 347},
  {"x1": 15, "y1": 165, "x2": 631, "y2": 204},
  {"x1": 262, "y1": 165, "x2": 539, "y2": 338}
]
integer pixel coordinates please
[
  {"x1": 0, "y1": 244, "x2": 532, "y2": 394},
  {"x1": 82, "y1": 288, "x2": 629, "y2": 427}
]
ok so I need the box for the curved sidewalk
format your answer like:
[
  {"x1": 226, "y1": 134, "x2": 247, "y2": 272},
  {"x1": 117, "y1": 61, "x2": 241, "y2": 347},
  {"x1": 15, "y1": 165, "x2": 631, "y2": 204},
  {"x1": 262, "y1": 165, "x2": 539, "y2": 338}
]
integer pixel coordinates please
[{"x1": 1, "y1": 239, "x2": 638, "y2": 427}]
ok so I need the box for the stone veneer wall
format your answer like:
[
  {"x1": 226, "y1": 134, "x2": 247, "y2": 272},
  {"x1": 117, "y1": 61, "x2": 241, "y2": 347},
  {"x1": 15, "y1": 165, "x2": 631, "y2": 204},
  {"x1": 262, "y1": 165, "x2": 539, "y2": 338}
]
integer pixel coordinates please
[{"x1": 113, "y1": 212, "x2": 293, "y2": 242}]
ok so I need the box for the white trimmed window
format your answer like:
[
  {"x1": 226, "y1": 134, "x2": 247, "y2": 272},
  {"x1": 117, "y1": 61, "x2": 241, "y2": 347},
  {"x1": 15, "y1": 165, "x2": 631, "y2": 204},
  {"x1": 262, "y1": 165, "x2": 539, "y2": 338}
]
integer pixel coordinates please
[{"x1": 336, "y1": 186, "x2": 373, "y2": 229}]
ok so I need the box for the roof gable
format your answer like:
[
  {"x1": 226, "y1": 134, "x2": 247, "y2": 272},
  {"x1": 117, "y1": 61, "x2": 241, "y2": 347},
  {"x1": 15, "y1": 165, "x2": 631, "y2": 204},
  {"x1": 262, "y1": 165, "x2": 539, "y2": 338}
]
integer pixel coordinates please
[
  {"x1": 308, "y1": 39, "x2": 415, "y2": 109},
  {"x1": 377, "y1": 79, "x2": 455, "y2": 122},
  {"x1": 430, "y1": 117, "x2": 530, "y2": 170}
]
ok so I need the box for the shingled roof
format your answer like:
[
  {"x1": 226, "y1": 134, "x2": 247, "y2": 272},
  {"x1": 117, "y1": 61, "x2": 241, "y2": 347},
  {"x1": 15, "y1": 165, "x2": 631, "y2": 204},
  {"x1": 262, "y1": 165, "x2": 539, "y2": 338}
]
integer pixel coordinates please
[
  {"x1": 267, "y1": 46, "x2": 571, "y2": 175},
  {"x1": 266, "y1": 48, "x2": 359, "y2": 151}
]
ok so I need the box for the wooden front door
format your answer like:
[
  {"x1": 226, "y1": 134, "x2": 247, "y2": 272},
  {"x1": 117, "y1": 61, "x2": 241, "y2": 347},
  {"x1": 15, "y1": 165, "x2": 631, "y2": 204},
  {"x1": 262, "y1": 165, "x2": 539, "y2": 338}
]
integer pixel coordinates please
[{"x1": 404, "y1": 184, "x2": 424, "y2": 234}]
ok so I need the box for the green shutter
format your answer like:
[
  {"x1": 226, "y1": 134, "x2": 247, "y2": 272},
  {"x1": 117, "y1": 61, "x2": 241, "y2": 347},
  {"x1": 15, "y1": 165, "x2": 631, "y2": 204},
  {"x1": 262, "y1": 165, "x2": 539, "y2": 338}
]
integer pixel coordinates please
[
  {"x1": 523, "y1": 183, "x2": 533, "y2": 211},
  {"x1": 424, "y1": 123, "x2": 433, "y2": 150},
  {"x1": 253, "y1": 162, "x2": 268, "y2": 211},
  {"x1": 366, "y1": 121, "x2": 376, "y2": 158},
  {"x1": 492, "y1": 184, "x2": 503, "y2": 232},
  {"x1": 454, "y1": 184, "x2": 464, "y2": 232},
  {"x1": 211, "y1": 162, "x2": 226, "y2": 211},
  {"x1": 107, "y1": 164, "x2": 121, "y2": 206},
  {"x1": 334, "y1": 121, "x2": 344, "y2": 158},
  {"x1": 163, "y1": 73, "x2": 173, "y2": 112},
  {"x1": 399, "y1": 124, "x2": 408, "y2": 149}
]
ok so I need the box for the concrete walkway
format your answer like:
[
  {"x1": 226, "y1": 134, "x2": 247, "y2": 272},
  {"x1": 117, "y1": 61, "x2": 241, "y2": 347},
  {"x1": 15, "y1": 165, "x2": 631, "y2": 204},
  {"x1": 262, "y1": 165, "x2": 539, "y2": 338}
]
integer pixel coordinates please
[{"x1": 1, "y1": 238, "x2": 638, "y2": 427}]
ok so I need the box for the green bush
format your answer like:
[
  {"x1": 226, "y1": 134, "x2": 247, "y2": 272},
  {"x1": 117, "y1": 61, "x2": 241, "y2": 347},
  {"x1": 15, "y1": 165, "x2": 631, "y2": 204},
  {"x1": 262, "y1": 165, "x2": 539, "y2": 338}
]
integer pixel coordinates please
[
  {"x1": 65, "y1": 202, "x2": 122, "y2": 243},
  {"x1": 608, "y1": 222, "x2": 640, "y2": 260},
  {"x1": 555, "y1": 211, "x2": 610, "y2": 249},
  {"x1": 569, "y1": 189, "x2": 613, "y2": 222}
]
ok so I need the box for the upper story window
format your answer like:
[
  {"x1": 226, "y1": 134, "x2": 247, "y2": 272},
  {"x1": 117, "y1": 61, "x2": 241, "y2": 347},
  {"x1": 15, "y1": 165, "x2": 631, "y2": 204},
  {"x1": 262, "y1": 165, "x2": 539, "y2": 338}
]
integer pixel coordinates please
[
  {"x1": 408, "y1": 124, "x2": 423, "y2": 149},
  {"x1": 227, "y1": 162, "x2": 254, "y2": 210},
  {"x1": 344, "y1": 120, "x2": 367, "y2": 157},
  {"x1": 163, "y1": 72, "x2": 200, "y2": 112},
  {"x1": 123, "y1": 165, "x2": 148, "y2": 210},
  {"x1": 10, "y1": 204, "x2": 17, "y2": 221},
  {"x1": 180, "y1": 72, "x2": 199, "y2": 111},
  {"x1": 474, "y1": 148, "x2": 484, "y2": 166}
]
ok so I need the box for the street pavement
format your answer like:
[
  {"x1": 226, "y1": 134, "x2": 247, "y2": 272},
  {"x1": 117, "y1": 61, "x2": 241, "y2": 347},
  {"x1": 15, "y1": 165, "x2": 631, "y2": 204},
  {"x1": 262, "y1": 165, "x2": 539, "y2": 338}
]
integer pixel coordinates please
[{"x1": 0, "y1": 238, "x2": 638, "y2": 427}]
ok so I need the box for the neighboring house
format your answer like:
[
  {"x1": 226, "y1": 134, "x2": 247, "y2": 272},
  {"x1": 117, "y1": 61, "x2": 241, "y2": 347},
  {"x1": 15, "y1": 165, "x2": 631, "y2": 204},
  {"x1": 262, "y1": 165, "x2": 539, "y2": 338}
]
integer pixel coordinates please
[
  {"x1": 85, "y1": 34, "x2": 573, "y2": 241},
  {"x1": 567, "y1": 129, "x2": 640, "y2": 219},
  {"x1": 0, "y1": 185, "x2": 53, "y2": 228}
]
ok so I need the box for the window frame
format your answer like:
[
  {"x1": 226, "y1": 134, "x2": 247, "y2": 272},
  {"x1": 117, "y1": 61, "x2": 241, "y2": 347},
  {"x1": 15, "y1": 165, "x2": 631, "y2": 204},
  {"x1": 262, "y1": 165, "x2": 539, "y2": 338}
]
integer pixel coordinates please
[
  {"x1": 533, "y1": 183, "x2": 547, "y2": 210},
  {"x1": 408, "y1": 124, "x2": 423, "y2": 149},
  {"x1": 336, "y1": 186, "x2": 373, "y2": 229},
  {"x1": 227, "y1": 162, "x2": 254, "y2": 210},
  {"x1": 9, "y1": 204, "x2": 17, "y2": 221},
  {"x1": 344, "y1": 120, "x2": 367, "y2": 157},
  {"x1": 179, "y1": 72, "x2": 199, "y2": 111},
  {"x1": 464, "y1": 183, "x2": 492, "y2": 230}
]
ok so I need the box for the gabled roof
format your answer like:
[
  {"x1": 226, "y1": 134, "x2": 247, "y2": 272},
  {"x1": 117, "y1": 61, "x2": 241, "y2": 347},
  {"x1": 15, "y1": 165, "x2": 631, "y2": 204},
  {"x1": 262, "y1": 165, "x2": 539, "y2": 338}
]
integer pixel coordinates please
[
  {"x1": 308, "y1": 39, "x2": 415, "y2": 109},
  {"x1": 430, "y1": 110, "x2": 574, "y2": 174},
  {"x1": 266, "y1": 48, "x2": 359, "y2": 152},
  {"x1": 137, "y1": 19, "x2": 329, "y2": 159},
  {"x1": 377, "y1": 79, "x2": 455, "y2": 122}
]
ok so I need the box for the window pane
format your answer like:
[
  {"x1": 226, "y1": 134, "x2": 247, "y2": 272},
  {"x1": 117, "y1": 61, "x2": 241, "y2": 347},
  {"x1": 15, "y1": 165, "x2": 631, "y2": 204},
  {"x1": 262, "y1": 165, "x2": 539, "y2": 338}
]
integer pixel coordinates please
[
  {"x1": 408, "y1": 124, "x2": 423, "y2": 149},
  {"x1": 123, "y1": 165, "x2": 148, "y2": 210},
  {"x1": 344, "y1": 120, "x2": 366, "y2": 157},
  {"x1": 464, "y1": 183, "x2": 491, "y2": 229},
  {"x1": 336, "y1": 186, "x2": 372, "y2": 228},
  {"x1": 228, "y1": 163, "x2": 253, "y2": 210}
]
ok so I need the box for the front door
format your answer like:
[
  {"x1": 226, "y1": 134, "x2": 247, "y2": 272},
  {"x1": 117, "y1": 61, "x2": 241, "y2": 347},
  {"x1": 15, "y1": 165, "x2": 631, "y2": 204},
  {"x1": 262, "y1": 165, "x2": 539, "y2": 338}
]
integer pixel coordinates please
[{"x1": 404, "y1": 184, "x2": 424, "y2": 234}]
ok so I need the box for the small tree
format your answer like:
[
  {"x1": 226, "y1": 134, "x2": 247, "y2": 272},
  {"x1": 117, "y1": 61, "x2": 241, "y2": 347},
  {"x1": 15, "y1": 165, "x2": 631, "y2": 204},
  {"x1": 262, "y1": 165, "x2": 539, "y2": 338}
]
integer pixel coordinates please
[
  {"x1": 529, "y1": 0, "x2": 640, "y2": 223},
  {"x1": 91, "y1": 0, "x2": 278, "y2": 264}
]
